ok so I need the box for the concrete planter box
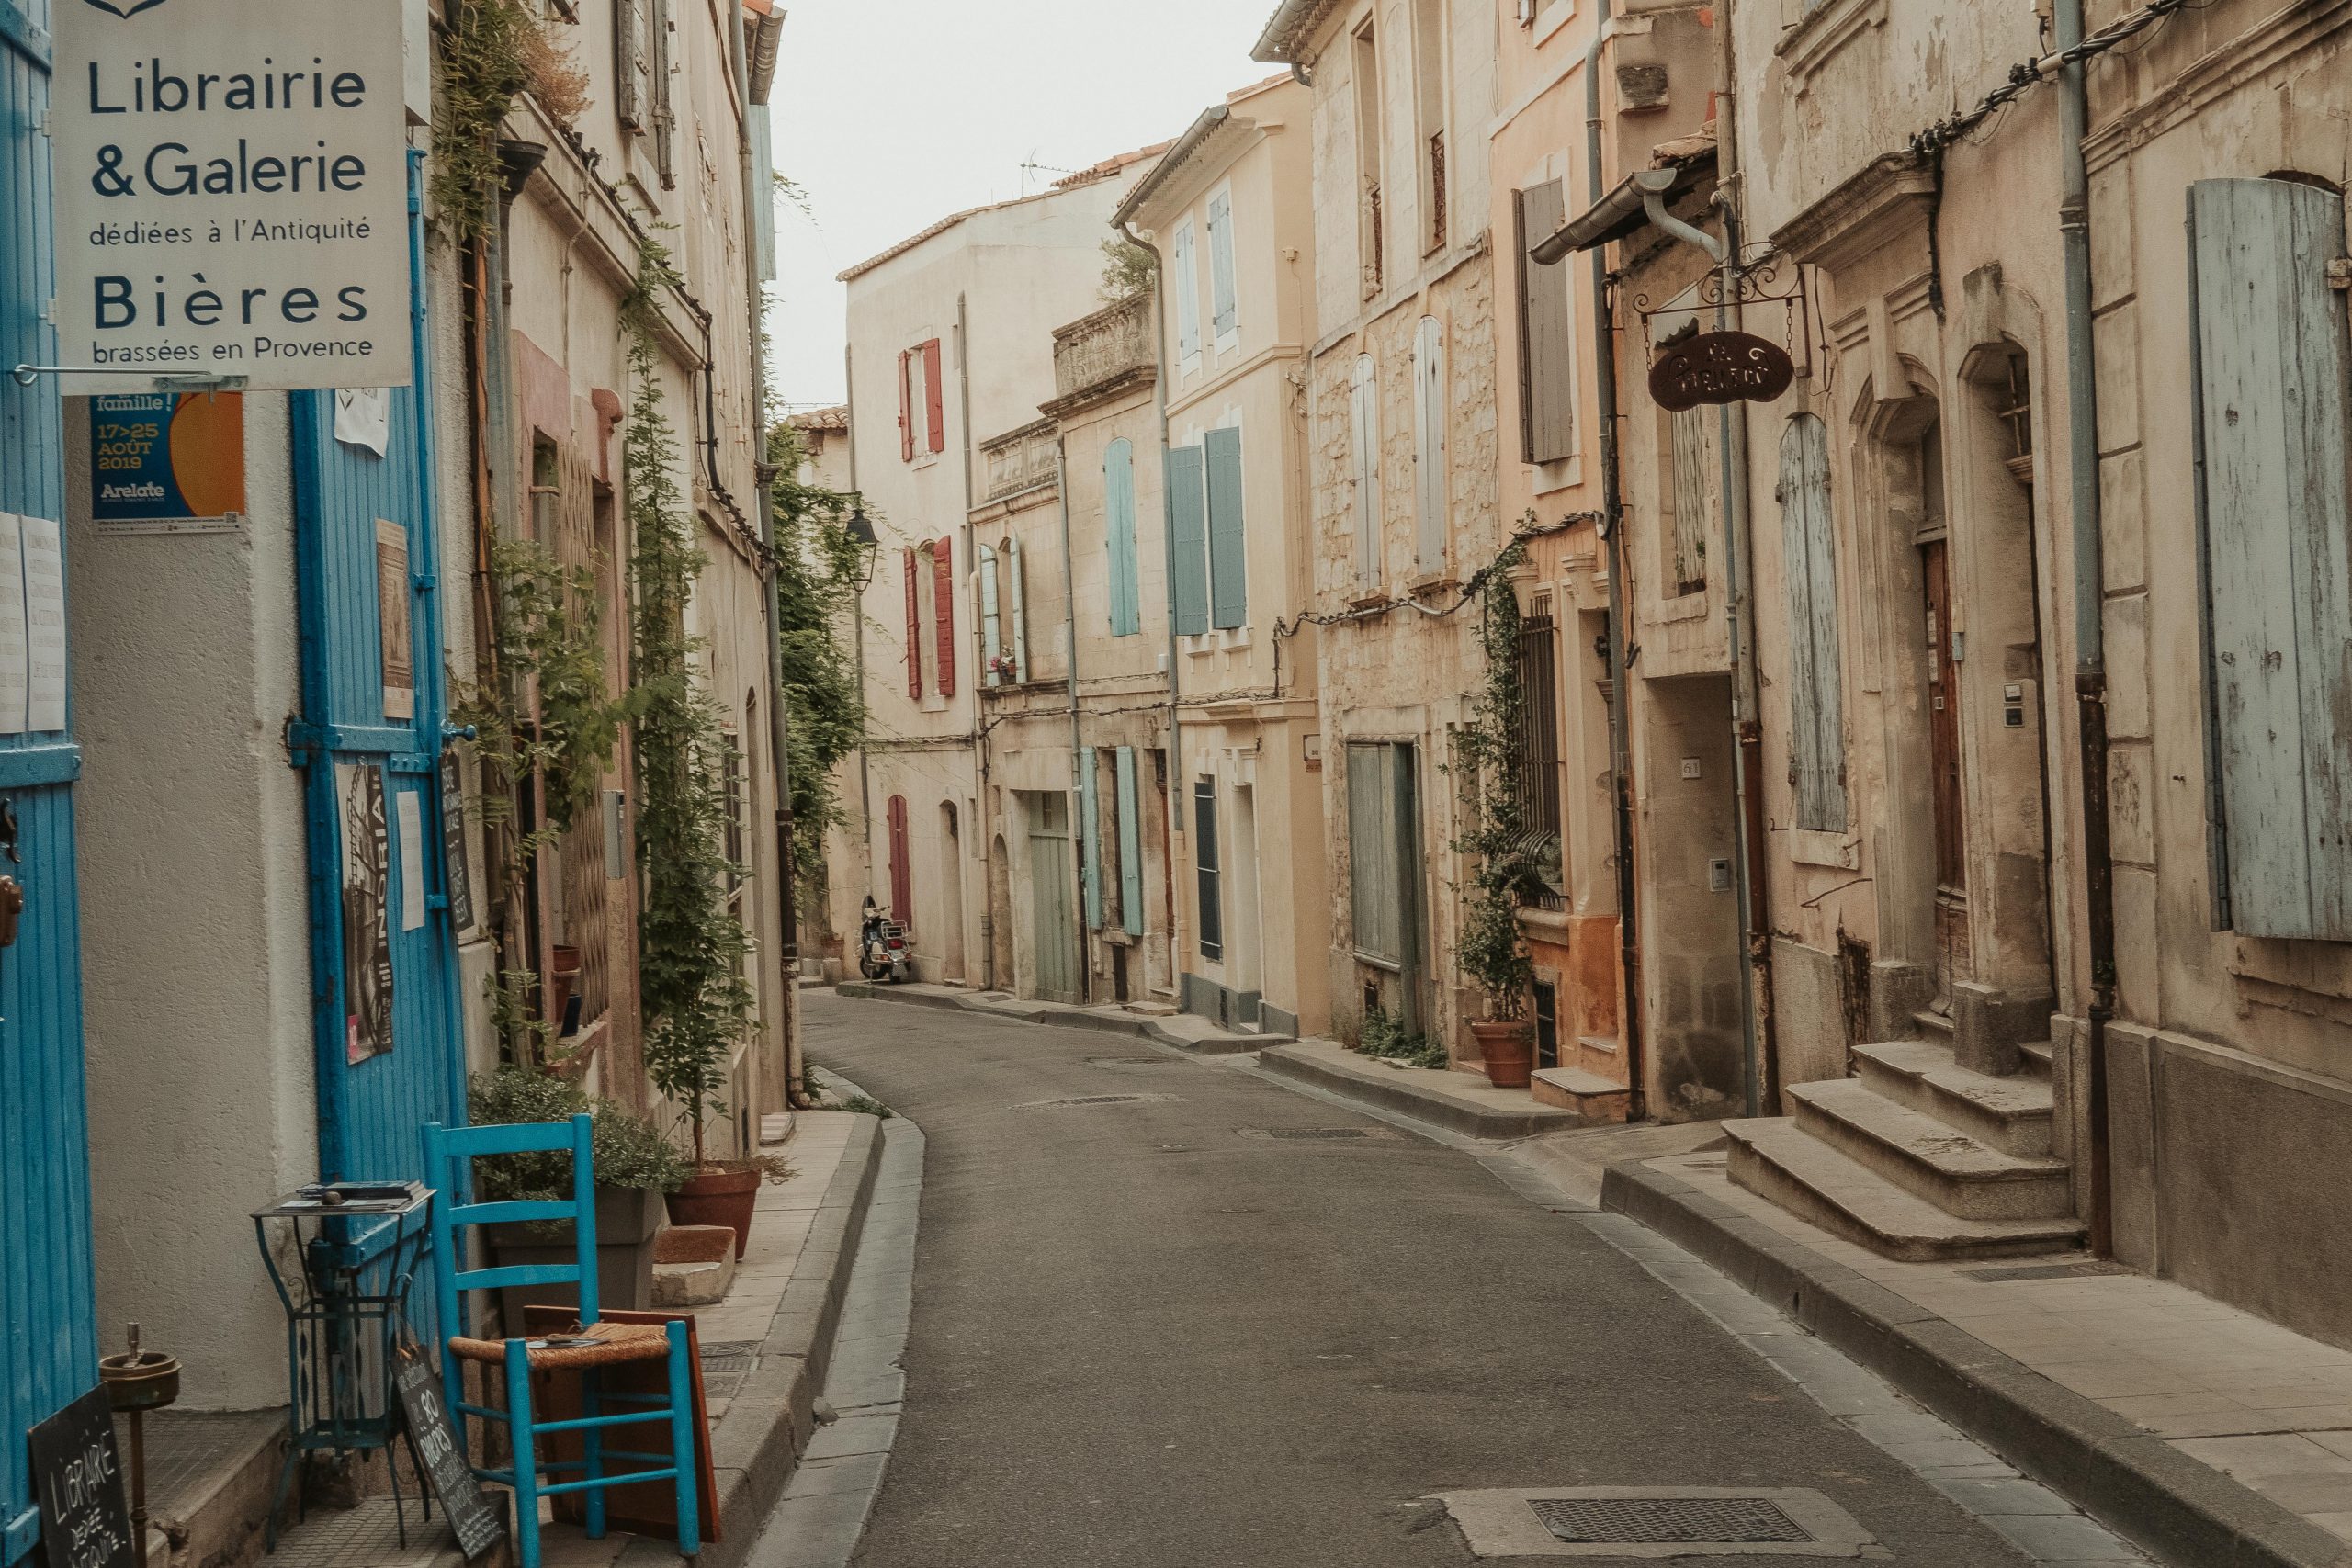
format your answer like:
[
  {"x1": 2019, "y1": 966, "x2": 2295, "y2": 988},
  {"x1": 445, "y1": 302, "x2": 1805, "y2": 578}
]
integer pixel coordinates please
[{"x1": 483, "y1": 1184, "x2": 665, "y2": 1328}]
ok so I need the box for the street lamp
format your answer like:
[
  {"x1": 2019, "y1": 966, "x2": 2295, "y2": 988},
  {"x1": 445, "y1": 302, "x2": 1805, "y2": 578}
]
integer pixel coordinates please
[{"x1": 845, "y1": 504, "x2": 879, "y2": 589}]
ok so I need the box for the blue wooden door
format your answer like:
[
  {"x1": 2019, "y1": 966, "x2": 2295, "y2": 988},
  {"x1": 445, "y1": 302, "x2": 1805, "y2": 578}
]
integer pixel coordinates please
[
  {"x1": 0, "y1": 1, "x2": 98, "y2": 1562},
  {"x1": 288, "y1": 153, "x2": 467, "y2": 1194}
]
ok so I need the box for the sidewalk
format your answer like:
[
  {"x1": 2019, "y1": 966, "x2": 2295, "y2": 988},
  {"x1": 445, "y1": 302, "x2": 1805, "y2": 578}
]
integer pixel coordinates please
[
  {"x1": 835, "y1": 980, "x2": 1268, "y2": 1052},
  {"x1": 1608, "y1": 1150, "x2": 2352, "y2": 1568},
  {"x1": 1254, "y1": 1038, "x2": 1593, "y2": 1140},
  {"x1": 269, "y1": 1106, "x2": 888, "y2": 1568}
]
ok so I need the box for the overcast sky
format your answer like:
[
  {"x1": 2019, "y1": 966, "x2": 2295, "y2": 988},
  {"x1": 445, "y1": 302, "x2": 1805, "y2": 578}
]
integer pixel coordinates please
[{"x1": 762, "y1": 0, "x2": 1283, "y2": 414}]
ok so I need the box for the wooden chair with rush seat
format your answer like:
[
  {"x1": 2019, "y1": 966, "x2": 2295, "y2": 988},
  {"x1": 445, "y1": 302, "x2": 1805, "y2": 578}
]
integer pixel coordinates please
[{"x1": 422, "y1": 1114, "x2": 701, "y2": 1567}]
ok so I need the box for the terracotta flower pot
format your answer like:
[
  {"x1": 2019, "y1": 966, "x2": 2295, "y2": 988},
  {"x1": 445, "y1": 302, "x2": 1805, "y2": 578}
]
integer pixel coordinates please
[
  {"x1": 1469, "y1": 1021, "x2": 1536, "y2": 1089},
  {"x1": 666, "y1": 1167, "x2": 761, "y2": 1258}
]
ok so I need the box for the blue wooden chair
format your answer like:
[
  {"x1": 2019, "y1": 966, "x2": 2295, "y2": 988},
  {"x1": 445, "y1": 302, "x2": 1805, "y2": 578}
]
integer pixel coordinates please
[{"x1": 421, "y1": 1114, "x2": 699, "y2": 1566}]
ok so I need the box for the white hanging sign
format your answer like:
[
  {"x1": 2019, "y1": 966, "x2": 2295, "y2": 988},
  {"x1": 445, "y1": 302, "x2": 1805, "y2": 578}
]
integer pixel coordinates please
[
  {"x1": 51, "y1": 0, "x2": 413, "y2": 393},
  {"x1": 0, "y1": 514, "x2": 27, "y2": 737},
  {"x1": 21, "y1": 518, "x2": 67, "y2": 734}
]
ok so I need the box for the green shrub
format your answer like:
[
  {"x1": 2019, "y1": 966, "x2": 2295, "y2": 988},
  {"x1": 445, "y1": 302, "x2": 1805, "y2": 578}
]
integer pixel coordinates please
[
  {"x1": 466, "y1": 1069, "x2": 692, "y2": 1201},
  {"x1": 1356, "y1": 1004, "x2": 1449, "y2": 1070}
]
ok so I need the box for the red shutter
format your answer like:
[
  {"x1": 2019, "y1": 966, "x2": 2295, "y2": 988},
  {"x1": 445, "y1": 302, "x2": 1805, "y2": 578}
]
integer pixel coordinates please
[
  {"x1": 922, "y1": 338, "x2": 945, "y2": 454},
  {"x1": 898, "y1": 349, "x2": 915, "y2": 461},
  {"x1": 887, "y1": 795, "x2": 911, "y2": 925},
  {"x1": 932, "y1": 537, "x2": 956, "y2": 697},
  {"x1": 902, "y1": 547, "x2": 922, "y2": 697}
]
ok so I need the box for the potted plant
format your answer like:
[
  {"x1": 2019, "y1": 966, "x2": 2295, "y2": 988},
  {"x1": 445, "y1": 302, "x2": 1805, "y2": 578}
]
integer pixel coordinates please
[
  {"x1": 1452, "y1": 545, "x2": 1540, "y2": 1089},
  {"x1": 468, "y1": 1069, "x2": 689, "y2": 1325}
]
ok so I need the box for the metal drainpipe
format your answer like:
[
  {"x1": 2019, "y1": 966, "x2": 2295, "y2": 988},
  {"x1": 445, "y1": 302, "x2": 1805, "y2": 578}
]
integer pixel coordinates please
[
  {"x1": 845, "y1": 344, "x2": 875, "y2": 914},
  {"x1": 732, "y1": 0, "x2": 807, "y2": 1111},
  {"x1": 1123, "y1": 218, "x2": 1186, "y2": 998},
  {"x1": 1638, "y1": 180, "x2": 1764, "y2": 1120},
  {"x1": 2056, "y1": 0, "x2": 2116, "y2": 1257},
  {"x1": 958, "y1": 292, "x2": 995, "y2": 991},
  {"x1": 1586, "y1": 0, "x2": 1648, "y2": 1122},
  {"x1": 1055, "y1": 435, "x2": 1091, "y2": 1003}
]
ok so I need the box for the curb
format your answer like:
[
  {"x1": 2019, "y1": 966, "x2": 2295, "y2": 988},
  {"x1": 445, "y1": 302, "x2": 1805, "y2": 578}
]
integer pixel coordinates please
[
  {"x1": 1254, "y1": 1044, "x2": 1584, "y2": 1141},
  {"x1": 833, "y1": 980, "x2": 1264, "y2": 1055},
  {"x1": 1600, "y1": 1159, "x2": 2352, "y2": 1568},
  {"x1": 612, "y1": 1113, "x2": 887, "y2": 1568}
]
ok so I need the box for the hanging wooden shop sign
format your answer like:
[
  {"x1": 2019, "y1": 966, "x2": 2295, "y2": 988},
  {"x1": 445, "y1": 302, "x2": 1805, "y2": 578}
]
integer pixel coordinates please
[{"x1": 1649, "y1": 331, "x2": 1795, "y2": 412}]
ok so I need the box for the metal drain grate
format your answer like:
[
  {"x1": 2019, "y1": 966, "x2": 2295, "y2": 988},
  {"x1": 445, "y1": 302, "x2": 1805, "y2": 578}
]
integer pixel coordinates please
[
  {"x1": 1087, "y1": 1055, "x2": 1177, "y2": 1066},
  {"x1": 699, "y1": 1339, "x2": 762, "y2": 1399},
  {"x1": 1270, "y1": 1127, "x2": 1374, "y2": 1140},
  {"x1": 1964, "y1": 1258, "x2": 2132, "y2": 1283},
  {"x1": 1237, "y1": 1125, "x2": 1398, "y2": 1142},
  {"x1": 1527, "y1": 1496, "x2": 1813, "y2": 1545},
  {"x1": 1012, "y1": 1092, "x2": 1182, "y2": 1111}
]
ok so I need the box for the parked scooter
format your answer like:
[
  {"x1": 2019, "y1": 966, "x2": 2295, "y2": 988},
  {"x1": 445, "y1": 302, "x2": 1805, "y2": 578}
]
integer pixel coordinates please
[{"x1": 859, "y1": 897, "x2": 912, "y2": 984}]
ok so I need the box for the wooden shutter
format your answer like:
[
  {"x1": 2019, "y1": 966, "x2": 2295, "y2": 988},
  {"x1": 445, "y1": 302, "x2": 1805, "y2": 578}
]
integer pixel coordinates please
[
  {"x1": 1347, "y1": 743, "x2": 1402, "y2": 964},
  {"x1": 1168, "y1": 443, "x2": 1210, "y2": 635},
  {"x1": 932, "y1": 536, "x2": 956, "y2": 697},
  {"x1": 1208, "y1": 191, "x2": 1238, "y2": 340},
  {"x1": 1779, "y1": 414, "x2": 1847, "y2": 833},
  {"x1": 2189, "y1": 177, "x2": 2352, "y2": 938},
  {"x1": 615, "y1": 0, "x2": 647, "y2": 130},
  {"x1": 1173, "y1": 223, "x2": 1201, "y2": 361},
  {"x1": 1670, "y1": 406, "x2": 1713, "y2": 594},
  {"x1": 1117, "y1": 747, "x2": 1145, "y2": 936},
  {"x1": 1007, "y1": 539, "x2": 1030, "y2": 682},
  {"x1": 978, "y1": 542, "x2": 1001, "y2": 685},
  {"x1": 1412, "y1": 317, "x2": 1447, "y2": 576},
  {"x1": 1080, "y1": 750, "x2": 1103, "y2": 929},
  {"x1": 650, "y1": 0, "x2": 675, "y2": 189},
  {"x1": 1105, "y1": 440, "x2": 1139, "y2": 636},
  {"x1": 898, "y1": 350, "x2": 915, "y2": 461},
  {"x1": 1351, "y1": 354, "x2": 1381, "y2": 585},
  {"x1": 901, "y1": 547, "x2": 922, "y2": 697},
  {"x1": 1193, "y1": 779, "x2": 1222, "y2": 960},
  {"x1": 1205, "y1": 429, "x2": 1247, "y2": 630},
  {"x1": 922, "y1": 339, "x2": 946, "y2": 454},
  {"x1": 1516, "y1": 181, "x2": 1575, "y2": 463},
  {"x1": 887, "y1": 795, "x2": 911, "y2": 925}
]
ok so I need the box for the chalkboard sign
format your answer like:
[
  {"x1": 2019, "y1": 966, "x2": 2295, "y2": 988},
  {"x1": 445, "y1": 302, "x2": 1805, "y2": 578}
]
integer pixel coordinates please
[
  {"x1": 392, "y1": 1348, "x2": 506, "y2": 1560},
  {"x1": 28, "y1": 1385, "x2": 133, "y2": 1568}
]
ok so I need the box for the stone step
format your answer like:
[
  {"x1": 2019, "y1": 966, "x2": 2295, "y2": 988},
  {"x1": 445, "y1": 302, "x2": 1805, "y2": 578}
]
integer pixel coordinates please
[
  {"x1": 1789, "y1": 1078, "x2": 2074, "y2": 1221},
  {"x1": 1724, "y1": 1116, "x2": 2088, "y2": 1263},
  {"x1": 1854, "y1": 1041, "x2": 2055, "y2": 1157},
  {"x1": 1529, "y1": 1066, "x2": 1631, "y2": 1122},
  {"x1": 1913, "y1": 1009, "x2": 1955, "y2": 1042},
  {"x1": 2018, "y1": 1039, "x2": 2053, "y2": 1082}
]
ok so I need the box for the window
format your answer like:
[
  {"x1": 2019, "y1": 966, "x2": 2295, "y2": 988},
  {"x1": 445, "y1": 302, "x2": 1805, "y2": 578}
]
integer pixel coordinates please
[
  {"x1": 901, "y1": 546, "x2": 922, "y2": 698},
  {"x1": 1779, "y1": 413, "x2": 1848, "y2": 833},
  {"x1": 1411, "y1": 317, "x2": 1447, "y2": 577},
  {"x1": 886, "y1": 795, "x2": 911, "y2": 926},
  {"x1": 1193, "y1": 778, "x2": 1222, "y2": 961},
  {"x1": 2189, "y1": 175, "x2": 2352, "y2": 939},
  {"x1": 1668, "y1": 406, "x2": 1713, "y2": 596},
  {"x1": 1515, "y1": 181, "x2": 1577, "y2": 463},
  {"x1": 1351, "y1": 354, "x2": 1382, "y2": 586},
  {"x1": 1353, "y1": 19, "x2": 1384, "y2": 298},
  {"x1": 720, "y1": 722, "x2": 747, "y2": 897},
  {"x1": 615, "y1": 0, "x2": 672, "y2": 180},
  {"x1": 1514, "y1": 593, "x2": 1565, "y2": 908},
  {"x1": 1168, "y1": 443, "x2": 1209, "y2": 635},
  {"x1": 1205, "y1": 429, "x2": 1247, "y2": 629},
  {"x1": 1207, "y1": 190, "x2": 1238, "y2": 348},
  {"x1": 1105, "y1": 439, "x2": 1140, "y2": 636},
  {"x1": 1171, "y1": 221, "x2": 1202, "y2": 370},
  {"x1": 1347, "y1": 742, "x2": 1417, "y2": 967},
  {"x1": 978, "y1": 540, "x2": 1004, "y2": 684},
  {"x1": 1412, "y1": 0, "x2": 1447, "y2": 254},
  {"x1": 899, "y1": 340, "x2": 944, "y2": 460},
  {"x1": 932, "y1": 536, "x2": 956, "y2": 697}
]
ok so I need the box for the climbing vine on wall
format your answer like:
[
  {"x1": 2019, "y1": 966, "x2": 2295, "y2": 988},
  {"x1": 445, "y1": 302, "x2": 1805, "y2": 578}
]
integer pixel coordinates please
[
  {"x1": 432, "y1": 0, "x2": 588, "y2": 241},
  {"x1": 625, "y1": 236, "x2": 753, "y2": 1168},
  {"x1": 1449, "y1": 540, "x2": 1538, "y2": 1022}
]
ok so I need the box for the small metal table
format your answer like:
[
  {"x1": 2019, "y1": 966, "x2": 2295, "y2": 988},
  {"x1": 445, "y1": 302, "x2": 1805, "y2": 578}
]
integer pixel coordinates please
[{"x1": 251, "y1": 1181, "x2": 435, "y2": 1551}]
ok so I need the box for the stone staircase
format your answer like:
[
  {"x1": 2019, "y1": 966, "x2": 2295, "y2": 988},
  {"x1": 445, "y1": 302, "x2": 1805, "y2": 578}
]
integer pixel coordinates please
[{"x1": 1724, "y1": 1010, "x2": 2086, "y2": 1262}]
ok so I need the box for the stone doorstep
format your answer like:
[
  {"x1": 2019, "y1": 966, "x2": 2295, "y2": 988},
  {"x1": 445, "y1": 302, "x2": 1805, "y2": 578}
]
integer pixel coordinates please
[
  {"x1": 1601, "y1": 1155, "x2": 2352, "y2": 1568},
  {"x1": 1254, "y1": 1040, "x2": 1591, "y2": 1141},
  {"x1": 1529, "y1": 1066, "x2": 1632, "y2": 1122},
  {"x1": 110, "y1": 1408, "x2": 285, "y2": 1568}
]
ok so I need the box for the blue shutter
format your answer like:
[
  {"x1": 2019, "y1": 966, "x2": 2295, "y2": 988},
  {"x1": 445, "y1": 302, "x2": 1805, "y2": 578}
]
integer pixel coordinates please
[
  {"x1": 2190, "y1": 177, "x2": 2352, "y2": 939},
  {"x1": 1778, "y1": 413, "x2": 1846, "y2": 832},
  {"x1": 1116, "y1": 747, "x2": 1144, "y2": 936},
  {"x1": 1105, "y1": 439, "x2": 1139, "y2": 637},
  {"x1": 1168, "y1": 444, "x2": 1209, "y2": 635},
  {"x1": 1205, "y1": 428, "x2": 1247, "y2": 630},
  {"x1": 1080, "y1": 750, "x2": 1102, "y2": 929}
]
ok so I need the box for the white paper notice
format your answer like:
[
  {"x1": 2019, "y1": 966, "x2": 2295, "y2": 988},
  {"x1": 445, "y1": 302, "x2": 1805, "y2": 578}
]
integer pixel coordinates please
[
  {"x1": 397, "y1": 789, "x2": 426, "y2": 932},
  {"x1": 335, "y1": 389, "x2": 391, "y2": 457},
  {"x1": 0, "y1": 515, "x2": 24, "y2": 737},
  {"x1": 19, "y1": 517, "x2": 62, "y2": 734}
]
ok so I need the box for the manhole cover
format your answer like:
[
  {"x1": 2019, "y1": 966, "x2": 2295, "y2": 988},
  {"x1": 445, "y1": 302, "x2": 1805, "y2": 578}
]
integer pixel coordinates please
[
  {"x1": 699, "y1": 1340, "x2": 761, "y2": 1399},
  {"x1": 1012, "y1": 1092, "x2": 1182, "y2": 1111},
  {"x1": 1529, "y1": 1496, "x2": 1811, "y2": 1545}
]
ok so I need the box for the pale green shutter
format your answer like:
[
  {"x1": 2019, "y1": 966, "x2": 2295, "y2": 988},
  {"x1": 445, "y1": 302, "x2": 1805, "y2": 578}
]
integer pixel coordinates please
[
  {"x1": 1209, "y1": 191, "x2": 1238, "y2": 339},
  {"x1": 1168, "y1": 444, "x2": 1209, "y2": 635},
  {"x1": 1117, "y1": 747, "x2": 1144, "y2": 936},
  {"x1": 2190, "y1": 177, "x2": 2352, "y2": 938},
  {"x1": 1080, "y1": 750, "x2": 1103, "y2": 929},
  {"x1": 1105, "y1": 439, "x2": 1139, "y2": 637},
  {"x1": 1205, "y1": 428, "x2": 1247, "y2": 630},
  {"x1": 1779, "y1": 413, "x2": 1846, "y2": 832}
]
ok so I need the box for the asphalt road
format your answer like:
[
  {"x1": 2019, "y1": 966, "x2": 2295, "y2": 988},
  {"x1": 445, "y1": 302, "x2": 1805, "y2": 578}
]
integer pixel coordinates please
[{"x1": 805, "y1": 990, "x2": 2039, "y2": 1567}]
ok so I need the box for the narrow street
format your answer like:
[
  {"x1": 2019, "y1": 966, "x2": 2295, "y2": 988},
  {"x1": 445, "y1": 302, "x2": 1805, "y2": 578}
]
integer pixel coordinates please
[{"x1": 795, "y1": 991, "x2": 2086, "y2": 1566}]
